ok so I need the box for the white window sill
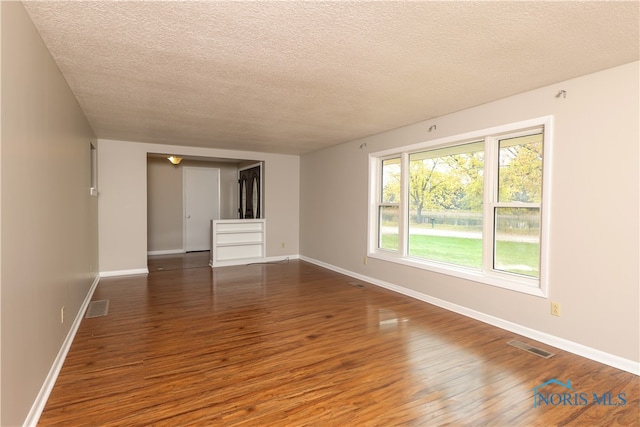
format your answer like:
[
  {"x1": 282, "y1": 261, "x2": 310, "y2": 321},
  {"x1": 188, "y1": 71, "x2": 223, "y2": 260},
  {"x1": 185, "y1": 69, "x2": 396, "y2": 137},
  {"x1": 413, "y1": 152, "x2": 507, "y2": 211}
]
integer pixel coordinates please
[{"x1": 368, "y1": 251, "x2": 547, "y2": 298}]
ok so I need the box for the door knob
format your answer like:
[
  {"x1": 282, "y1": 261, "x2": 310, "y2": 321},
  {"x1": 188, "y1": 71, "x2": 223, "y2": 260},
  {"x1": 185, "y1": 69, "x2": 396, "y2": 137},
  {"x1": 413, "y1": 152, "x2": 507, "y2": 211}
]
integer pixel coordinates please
[{"x1": 186, "y1": 214, "x2": 191, "y2": 218}]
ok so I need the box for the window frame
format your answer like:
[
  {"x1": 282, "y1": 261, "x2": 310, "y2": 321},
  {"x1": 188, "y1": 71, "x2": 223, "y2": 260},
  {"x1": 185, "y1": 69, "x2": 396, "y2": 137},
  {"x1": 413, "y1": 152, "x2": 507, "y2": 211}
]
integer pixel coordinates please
[
  {"x1": 368, "y1": 116, "x2": 553, "y2": 297},
  {"x1": 90, "y1": 142, "x2": 98, "y2": 196},
  {"x1": 376, "y1": 156, "x2": 403, "y2": 253}
]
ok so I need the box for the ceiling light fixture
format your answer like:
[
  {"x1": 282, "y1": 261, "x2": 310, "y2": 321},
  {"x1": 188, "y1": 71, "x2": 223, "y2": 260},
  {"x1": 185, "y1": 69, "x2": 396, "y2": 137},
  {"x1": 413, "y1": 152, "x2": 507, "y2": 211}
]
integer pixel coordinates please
[{"x1": 167, "y1": 156, "x2": 182, "y2": 165}]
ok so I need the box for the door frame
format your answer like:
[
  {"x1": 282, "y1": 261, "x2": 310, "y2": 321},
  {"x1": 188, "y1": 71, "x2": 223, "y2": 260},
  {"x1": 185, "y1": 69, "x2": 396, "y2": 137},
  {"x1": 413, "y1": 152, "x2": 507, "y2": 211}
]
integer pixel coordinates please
[{"x1": 183, "y1": 166, "x2": 221, "y2": 252}]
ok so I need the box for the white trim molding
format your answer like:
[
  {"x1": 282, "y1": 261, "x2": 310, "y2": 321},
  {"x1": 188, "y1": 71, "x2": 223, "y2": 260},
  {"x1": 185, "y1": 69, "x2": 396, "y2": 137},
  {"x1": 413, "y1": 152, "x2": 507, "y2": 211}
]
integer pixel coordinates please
[
  {"x1": 147, "y1": 249, "x2": 185, "y2": 256},
  {"x1": 100, "y1": 268, "x2": 149, "y2": 277},
  {"x1": 299, "y1": 256, "x2": 639, "y2": 376},
  {"x1": 23, "y1": 275, "x2": 101, "y2": 427}
]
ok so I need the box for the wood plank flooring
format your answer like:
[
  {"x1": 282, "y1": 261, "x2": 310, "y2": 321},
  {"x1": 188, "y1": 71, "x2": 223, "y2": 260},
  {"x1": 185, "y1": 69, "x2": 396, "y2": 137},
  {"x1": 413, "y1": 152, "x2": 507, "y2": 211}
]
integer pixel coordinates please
[
  {"x1": 147, "y1": 251, "x2": 211, "y2": 272},
  {"x1": 39, "y1": 259, "x2": 639, "y2": 426}
]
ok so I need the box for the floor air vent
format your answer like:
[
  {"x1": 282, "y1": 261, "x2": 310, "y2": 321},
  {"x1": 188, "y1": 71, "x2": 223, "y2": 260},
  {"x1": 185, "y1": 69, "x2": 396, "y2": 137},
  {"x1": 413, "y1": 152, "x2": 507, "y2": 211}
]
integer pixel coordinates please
[
  {"x1": 507, "y1": 340, "x2": 554, "y2": 358},
  {"x1": 348, "y1": 282, "x2": 365, "y2": 288},
  {"x1": 85, "y1": 300, "x2": 110, "y2": 318}
]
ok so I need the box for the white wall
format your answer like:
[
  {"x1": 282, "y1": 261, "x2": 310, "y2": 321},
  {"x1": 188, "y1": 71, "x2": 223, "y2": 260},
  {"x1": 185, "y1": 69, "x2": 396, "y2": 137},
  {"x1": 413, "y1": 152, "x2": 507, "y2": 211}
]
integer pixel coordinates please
[
  {"x1": 0, "y1": 4, "x2": 4, "y2": 423},
  {"x1": 1, "y1": 3, "x2": 99, "y2": 425},
  {"x1": 147, "y1": 156, "x2": 185, "y2": 252},
  {"x1": 300, "y1": 62, "x2": 639, "y2": 370},
  {"x1": 99, "y1": 140, "x2": 299, "y2": 274}
]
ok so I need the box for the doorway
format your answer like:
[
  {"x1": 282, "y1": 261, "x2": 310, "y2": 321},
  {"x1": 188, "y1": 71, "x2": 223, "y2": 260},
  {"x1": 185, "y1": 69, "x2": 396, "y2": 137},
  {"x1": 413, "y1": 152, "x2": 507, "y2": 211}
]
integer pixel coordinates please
[{"x1": 184, "y1": 167, "x2": 220, "y2": 252}]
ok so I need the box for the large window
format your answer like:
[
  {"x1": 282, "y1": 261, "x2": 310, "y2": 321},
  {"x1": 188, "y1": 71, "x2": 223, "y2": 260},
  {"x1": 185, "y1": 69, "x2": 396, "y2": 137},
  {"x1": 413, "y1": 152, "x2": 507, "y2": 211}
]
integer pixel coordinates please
[
  {"x1": 408, "y1": 141, "x2": 484, "y2": 268},
  {"x1": 369, "y1": 117, "x2": 552, "y2": 296}
]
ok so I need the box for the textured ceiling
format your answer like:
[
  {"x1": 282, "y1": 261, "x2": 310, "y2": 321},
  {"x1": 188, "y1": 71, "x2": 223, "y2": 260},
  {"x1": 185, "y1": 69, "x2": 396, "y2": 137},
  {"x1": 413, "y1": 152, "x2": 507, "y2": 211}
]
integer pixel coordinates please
[{"x1": 23, "y1": 1, "x2": 639, "y2": 155}]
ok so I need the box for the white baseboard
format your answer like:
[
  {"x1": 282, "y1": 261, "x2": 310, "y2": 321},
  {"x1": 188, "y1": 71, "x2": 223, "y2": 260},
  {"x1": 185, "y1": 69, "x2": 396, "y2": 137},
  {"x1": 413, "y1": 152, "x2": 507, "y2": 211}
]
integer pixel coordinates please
[
  {"x1": 99, "y1": 268, "x2": 149, "y2": 277},
  {"x1": 147, "y1": 249, "x2": 185, "y2": 256},
  {"x1": 23, "y1": 274, "x2": 101, "y2": 427},
  {"x1": 299, "y1": 256, "x2": 640, "y2": 376},
  {"x1": 210, "y1": 255, "x2": 299, "y2": 268}
]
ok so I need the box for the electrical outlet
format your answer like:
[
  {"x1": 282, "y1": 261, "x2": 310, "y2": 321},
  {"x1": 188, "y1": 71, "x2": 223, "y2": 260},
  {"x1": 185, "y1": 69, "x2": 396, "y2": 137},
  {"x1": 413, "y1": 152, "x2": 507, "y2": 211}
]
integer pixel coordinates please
[
  {"x1": 281, "y1": 242, "x2": 285, "y2": 248},
  {"x1": 551, "y1": 301, "x2": 561, "y2": 317},
  {"x1": 61, "y1": 307, "x2": 65, "y2": 324},
  {"x1": 363, "y1": 256, "x2": 368, "y2": 265}
]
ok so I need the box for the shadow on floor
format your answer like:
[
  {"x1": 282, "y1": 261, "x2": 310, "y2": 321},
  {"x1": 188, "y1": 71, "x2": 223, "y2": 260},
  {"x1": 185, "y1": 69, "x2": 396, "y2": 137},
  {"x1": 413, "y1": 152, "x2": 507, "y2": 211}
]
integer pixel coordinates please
[{"x1": 148, "y1": 251, "x2": 211, "y2": 272}]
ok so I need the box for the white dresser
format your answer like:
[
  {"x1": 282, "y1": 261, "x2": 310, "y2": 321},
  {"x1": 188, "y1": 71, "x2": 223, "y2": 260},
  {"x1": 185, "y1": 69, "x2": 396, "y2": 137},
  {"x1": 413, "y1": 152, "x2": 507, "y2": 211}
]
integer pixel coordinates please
[{"x1": 210, "y1": 219, "x2": 266, "y2": 267}]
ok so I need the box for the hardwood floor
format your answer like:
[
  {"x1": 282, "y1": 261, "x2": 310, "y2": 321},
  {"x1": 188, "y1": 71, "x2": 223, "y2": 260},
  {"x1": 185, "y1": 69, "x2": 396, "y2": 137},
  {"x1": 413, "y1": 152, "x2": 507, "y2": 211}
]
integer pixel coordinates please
[
  {"x1": 148, "y1": 251, "x2": 211, "y2": 272},
  {"x1": 39, "y1": 260, "x2": 638, "y2": 426}
]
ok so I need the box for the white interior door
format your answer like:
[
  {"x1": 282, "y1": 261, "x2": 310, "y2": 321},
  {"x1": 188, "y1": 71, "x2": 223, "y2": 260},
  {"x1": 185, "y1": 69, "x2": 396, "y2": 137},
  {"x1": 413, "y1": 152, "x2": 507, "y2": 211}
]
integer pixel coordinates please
[{"x1": 184, "y1": 167, "x2": 220, "y2": 252}]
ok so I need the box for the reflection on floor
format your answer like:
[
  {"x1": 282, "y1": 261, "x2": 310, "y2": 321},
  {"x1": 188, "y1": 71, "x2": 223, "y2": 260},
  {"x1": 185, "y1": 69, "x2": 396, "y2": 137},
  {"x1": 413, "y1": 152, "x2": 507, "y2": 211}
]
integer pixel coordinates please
[
  {"x1": 40, "y1": 260, "x2": 640, "y2": 426},
  {"x1": 147, "y1": 251, "x2": 211, "y2": 272}
]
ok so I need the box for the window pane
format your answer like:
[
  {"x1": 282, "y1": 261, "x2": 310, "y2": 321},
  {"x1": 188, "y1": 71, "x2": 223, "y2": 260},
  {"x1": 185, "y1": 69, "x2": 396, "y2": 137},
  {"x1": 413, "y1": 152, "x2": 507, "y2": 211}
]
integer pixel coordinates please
[
  {"x1": 381, "y1": 158, "x2": 401, "y2": 203},
  {"x1": 494, "y1": 207, "x2": 540, "y2": 277},
  {"x1": 498, "y1": 133, "x2": 543, "y2": 203},
  {"x1": 379, "y1": 205, "x2": 399, "y2": 251},
  {"x1": 408, "y1": 143, "x2": 484, "y2": 268}
]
